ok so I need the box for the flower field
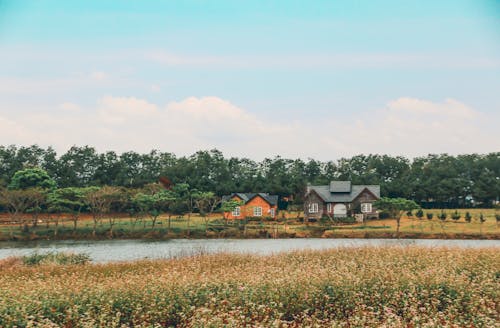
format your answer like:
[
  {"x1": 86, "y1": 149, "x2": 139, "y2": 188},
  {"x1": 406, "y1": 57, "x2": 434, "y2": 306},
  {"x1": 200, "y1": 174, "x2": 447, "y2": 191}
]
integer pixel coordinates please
[{"x1": 0, "y1": 247, "x2": 499, "y2": 327}]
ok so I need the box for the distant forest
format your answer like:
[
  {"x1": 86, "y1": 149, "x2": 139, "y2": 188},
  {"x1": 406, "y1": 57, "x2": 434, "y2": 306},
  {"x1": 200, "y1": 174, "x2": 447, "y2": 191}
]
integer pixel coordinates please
[{"x1": 1, "y1": 145, "x2": 499, "y2": 208}]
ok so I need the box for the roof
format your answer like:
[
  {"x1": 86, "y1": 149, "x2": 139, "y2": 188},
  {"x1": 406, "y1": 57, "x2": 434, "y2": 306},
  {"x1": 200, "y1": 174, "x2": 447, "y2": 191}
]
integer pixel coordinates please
[
  {"x1": 308, "y1": 182, "x2": 380, "y2": 203},
  {"x1": 222, "y1": 193, "x2": 279, "y2": 206},
  {"x1": 330, "y1": 181, "x2": 351, "y2": 193}
]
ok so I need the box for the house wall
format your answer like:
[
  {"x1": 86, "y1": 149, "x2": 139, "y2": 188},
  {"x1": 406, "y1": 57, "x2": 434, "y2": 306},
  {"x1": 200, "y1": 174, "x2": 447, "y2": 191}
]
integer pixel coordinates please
[
  {"x1": 352, "y1": 189, "x2": 379, "y2": 218},
  {"x1": 304, "y1": 191, "x2": 324, "y2": 220},
  {"x1": 225, "y1": 195, "x2": 277, "y2": 220}
]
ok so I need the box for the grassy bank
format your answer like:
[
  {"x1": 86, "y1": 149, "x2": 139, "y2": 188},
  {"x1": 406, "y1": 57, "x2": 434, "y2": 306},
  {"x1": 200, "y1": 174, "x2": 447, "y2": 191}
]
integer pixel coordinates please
[
  {"x1": 0, "y1": 247, "x2": 498, "y2": 327},
  {"x1": 0, "y1": 208, "x2": 499, "y2": 241}
]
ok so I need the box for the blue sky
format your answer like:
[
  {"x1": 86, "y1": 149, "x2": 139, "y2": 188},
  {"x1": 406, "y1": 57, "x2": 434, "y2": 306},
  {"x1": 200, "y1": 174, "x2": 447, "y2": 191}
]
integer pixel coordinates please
[{"x1": 0, "y1": 0, "x2": 499, "y2": 159}]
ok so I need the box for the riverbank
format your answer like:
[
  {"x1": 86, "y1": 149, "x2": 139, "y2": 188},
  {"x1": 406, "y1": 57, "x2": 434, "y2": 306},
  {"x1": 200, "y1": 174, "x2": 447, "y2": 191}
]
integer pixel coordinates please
[
  {"x1": 1, "y1": 247, "x2": 498, "y2": 327},
  {"x1": 1, "y1": 209, "x2": 499, "y2": 241}
]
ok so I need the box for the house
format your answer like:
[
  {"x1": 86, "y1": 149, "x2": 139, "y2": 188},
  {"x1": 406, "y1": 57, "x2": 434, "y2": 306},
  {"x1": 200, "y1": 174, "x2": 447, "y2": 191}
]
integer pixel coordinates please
[
  {"x1": 222, "y1": 193, "x2": 279, "y2": 219},
  {"x1": 304, "y1": 181, "x2": 380, "y2": 221}
]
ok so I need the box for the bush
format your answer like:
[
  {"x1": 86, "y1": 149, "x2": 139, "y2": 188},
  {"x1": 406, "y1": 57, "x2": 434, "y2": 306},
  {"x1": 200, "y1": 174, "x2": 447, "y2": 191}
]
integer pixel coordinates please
[
  {"x1": 335, "y1": 216, "x2": 356, "y2": 224},
  {"x1": 439, "y1": 211, "x2": 447, "y2": 221},
  {"x1": 416, "y1": 209, "x2": 424, "y2": 219},
  {"x1": 426, "y1": 213, "x2": 433, "y2": 220},
  {"x1": 479, "y1": 213, "x2": 486, "y2": 223},
  {"x1": 378, "y1": 211, "x2": 390, "y2": 219},
  {"x1": 496, "y1": 214, "x2": 500, "y2": 223},
  {"x1": 22, "y1": 252, "x2": 91, "y2": 266},
  {"x1": 465, "y1": 212, "x2": 472, "y2": 223},
  {"x1": 451, "y1": 210, "x2": 461, "y2": 221}
]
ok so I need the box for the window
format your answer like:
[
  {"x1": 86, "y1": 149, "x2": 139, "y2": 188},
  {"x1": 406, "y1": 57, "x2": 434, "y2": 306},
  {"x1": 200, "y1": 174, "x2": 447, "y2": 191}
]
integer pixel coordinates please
[
  {"x1": 232, "y1": 207, "x2": 240, "y2": 217},
  {"x1": 308, "y1": 203, "x2": 319, "y2": 213},
  {"x1": 270, "y1": 208, "x2": 275, "y2": 217},
  {"x1": 361, "y1": 203, "x2": 372, "y2": 213},
  {"x1": 327, "y1": 203, "x2": 332, "y2": 213},
  {"x1": 253, "y1": 206, "x2": 262, "y2": 216}
]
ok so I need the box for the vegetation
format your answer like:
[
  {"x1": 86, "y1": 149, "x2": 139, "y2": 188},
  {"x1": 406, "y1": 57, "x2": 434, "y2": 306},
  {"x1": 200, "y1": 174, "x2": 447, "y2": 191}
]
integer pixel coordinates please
[
  {"x1": 0, "y1": 145, "x2": 499, "y2": 208},
  {"x1": 20, "y1": 252, "x2": 90, "y2": 265},
  {"x1": 0, "y1": 208, "x2": 498, "y2": 241},
  {"x1": 0, "y1": 247, "x2": 497, "y2": 327},
  {"x1": 373, "y1": 197, "x2": 419, "y2": 237}
]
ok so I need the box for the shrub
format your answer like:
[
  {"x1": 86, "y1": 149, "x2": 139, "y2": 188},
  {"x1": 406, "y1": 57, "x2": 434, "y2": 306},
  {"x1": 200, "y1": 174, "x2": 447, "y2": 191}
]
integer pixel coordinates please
[
  {"x1": 426, "y1": 212, "x2": 433, "y2": 220},
  {"x1": 335, "y1": 216, "x2": 356, "y2": 224},
  {"x1": 479, "y1": 213, "x2": 486, "y2": 223},
  {"x1": 465, "y1": 212, "x2": 472, "y2": 223},
  {"x1": 406, "y1": 210, "x2": 413, "y2": 217},
  {"x1": 439, "y1": 211, "x2": 447, "y2": 221},
  {"x1": 496, "y1": 214, "x2": 500, "y2": 223},
  {"x1": 451, "y1": 210, "x2": 461, "y2": 221},
  {"x1": 415, "y1": 209, "x2": 424, "y2": 219},
  {"x1": 378, "y1": 211, "x2": 390, "y2": 219},
  {"x1": 22, "y1": 252, "x2": 90, "y2": 266}
]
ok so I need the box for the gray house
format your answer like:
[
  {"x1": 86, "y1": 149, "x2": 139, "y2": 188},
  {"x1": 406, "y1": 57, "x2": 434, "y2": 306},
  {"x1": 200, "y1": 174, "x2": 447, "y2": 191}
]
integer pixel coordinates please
[{"x1": 304, "y1": 181, "x2": 380, "y2": 221}]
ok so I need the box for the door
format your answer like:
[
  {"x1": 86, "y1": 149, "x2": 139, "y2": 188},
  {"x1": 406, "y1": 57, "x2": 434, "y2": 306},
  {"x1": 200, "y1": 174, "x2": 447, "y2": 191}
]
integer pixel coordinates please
[{"x1": 333, "y1": 204, "x2": 347, "y2": 217}]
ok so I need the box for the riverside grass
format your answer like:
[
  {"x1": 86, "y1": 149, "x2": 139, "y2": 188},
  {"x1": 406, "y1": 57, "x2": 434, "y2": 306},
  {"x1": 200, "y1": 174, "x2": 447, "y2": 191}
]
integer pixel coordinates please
[{"x1": 0, "y1": 247, "x2": 499, "y2": 327}]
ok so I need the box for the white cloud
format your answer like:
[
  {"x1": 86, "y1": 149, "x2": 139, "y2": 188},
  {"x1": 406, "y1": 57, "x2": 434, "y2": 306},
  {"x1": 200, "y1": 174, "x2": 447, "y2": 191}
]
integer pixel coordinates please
[
  {"x1": 59, "y1": 102, "x2": 81, "y2": 112},
  {"x1": 0, "y1": 96, "x2": 497, "y2": 159},
  {"x1": 89, "y1": 71, "x2": 108, "y2": 80}
]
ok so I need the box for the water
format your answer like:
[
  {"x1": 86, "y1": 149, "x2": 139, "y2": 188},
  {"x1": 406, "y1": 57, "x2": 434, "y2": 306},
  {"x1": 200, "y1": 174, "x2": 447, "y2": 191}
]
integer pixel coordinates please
[{"x1": 0, "y1": 238, "x2": 498, "y2": 263}]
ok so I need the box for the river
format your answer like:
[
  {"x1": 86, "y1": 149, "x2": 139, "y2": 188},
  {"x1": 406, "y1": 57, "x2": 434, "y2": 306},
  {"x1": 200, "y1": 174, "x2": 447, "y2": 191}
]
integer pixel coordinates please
[{"x1": 0, "y1": 238, "x2": 498, "y2": 263}]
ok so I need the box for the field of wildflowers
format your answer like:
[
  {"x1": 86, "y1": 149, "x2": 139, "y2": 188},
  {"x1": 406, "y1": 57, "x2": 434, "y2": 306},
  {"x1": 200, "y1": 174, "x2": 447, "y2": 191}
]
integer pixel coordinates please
[{"x1": 0, "y1": 247, "x2": 498, "y2": 327}]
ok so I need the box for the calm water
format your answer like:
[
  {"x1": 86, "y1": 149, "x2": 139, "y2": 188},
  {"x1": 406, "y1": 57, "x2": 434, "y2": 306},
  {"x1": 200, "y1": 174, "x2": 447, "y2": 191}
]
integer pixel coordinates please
[{"x1": 0, "y1": 238, "x2": 498, "y2": 263}]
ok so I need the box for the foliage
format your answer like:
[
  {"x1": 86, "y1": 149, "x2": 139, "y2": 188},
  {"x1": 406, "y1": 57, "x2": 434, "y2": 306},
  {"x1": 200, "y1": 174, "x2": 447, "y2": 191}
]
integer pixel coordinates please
[
  {"x1": 465, "y1": 211, "x2": 472, "y2": 223},
  {"x1": 415, "y1": 208, "x2": 424, "y2": 219},
  {"x1": 0, "y1": 247, "x2": 498, "y2": 327},
  {"x1": 21, "y1": 252, "x2": 90, "y2": 265},
  {"x1": 8, "y1": 167, "x2": 56, "y2": 190},
  {"x1": 1, "y1": 146, "x2": 499, "y2": 207},
  {"x1": 439, "y1": 211, "x2": 447, "y2": 221},
  {"x1": 426, "y1": 212, "x2": 433, "y2": 220},
  {"x1": 451, "y1": 210, "x2": 461, "y2": 221}
]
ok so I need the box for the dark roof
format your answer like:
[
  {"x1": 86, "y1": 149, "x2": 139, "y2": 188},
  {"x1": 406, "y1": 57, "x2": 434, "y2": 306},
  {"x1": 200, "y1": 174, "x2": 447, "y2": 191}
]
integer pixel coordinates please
[
  {"x1": 329, "y1": 181, "x2": 351, "y2": 193},
  {"x1": 222, "y1": 193, "x2": 279, "y2": 206},
  {"x1": 308, "y1": 182, "x2": 380, "y2": 203}
]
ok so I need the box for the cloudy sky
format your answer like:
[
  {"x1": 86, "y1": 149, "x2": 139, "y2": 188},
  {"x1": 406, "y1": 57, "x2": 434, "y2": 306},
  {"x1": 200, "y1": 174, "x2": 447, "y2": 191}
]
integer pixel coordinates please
[{"x1": 0, "y1": 0, "x2": 499, "y2": 160}]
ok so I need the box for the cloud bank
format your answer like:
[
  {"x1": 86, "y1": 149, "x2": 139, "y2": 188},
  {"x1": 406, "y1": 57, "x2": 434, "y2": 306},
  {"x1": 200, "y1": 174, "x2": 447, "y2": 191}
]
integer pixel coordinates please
[{"x1": 0, "y1": 96, "x2": 497, "y2": 160}]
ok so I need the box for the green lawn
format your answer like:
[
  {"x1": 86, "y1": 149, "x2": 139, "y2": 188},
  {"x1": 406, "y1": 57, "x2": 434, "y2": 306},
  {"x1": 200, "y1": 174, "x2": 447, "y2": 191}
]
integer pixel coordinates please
[{"x1": 0, "y1": 208, "x2": 498, "y2": 240}]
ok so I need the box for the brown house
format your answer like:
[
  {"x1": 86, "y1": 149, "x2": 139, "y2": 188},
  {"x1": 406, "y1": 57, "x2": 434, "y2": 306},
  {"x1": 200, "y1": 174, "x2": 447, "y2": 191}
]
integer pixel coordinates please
[
  {"x1": 222, "y1": 193, "x2": 279, "y2": 220},
  {"x1": 304, "y1": 181, "x2": 380, "y2": 221}
]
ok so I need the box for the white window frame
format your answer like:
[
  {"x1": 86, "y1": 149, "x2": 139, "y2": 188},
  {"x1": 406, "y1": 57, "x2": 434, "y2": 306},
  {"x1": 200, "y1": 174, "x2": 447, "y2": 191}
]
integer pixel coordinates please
[
  {"x1": 232, "y1": 207, "x2": 240, "y2": 217},
  {"x1": 270, "y1": 208, "x2": 275, "y2": 217},
  {"x1": 308, "y1": 203, "x2": 319, "y2": 213},
  {"x1": 361, "y1": 203, "x2": 372, "y2": 213},
  {"x1": 253, "y1": 206, "x2": 262, "y2": 217},
  {"x1": 327, "y1": 203, "x2": 332, "y2": 213}
]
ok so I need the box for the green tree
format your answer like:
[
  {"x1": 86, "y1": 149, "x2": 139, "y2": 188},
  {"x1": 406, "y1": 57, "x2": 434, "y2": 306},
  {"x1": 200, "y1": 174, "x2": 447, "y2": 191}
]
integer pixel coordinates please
[
  {"x1": 8, "y1": 168, "x2": 56, "y2": 190},
  {"x1": 415, "y1": 209, "x2": 424, "y2": 219},
  {"x1": 373, "y1": 197, "x2": 419, "y2": 237},
  {"x1": 426, "y1": 212, "x2": 433, "y2": 220},
  {"x1": 50, "y1": 188, "x2": 86, "y2": 233},
  {"x1": 451, "y1": 210, "x2": 461, "y2": 222},
  {"x1": 465, "y1": 211, "x2": 472, "y2": 223}
]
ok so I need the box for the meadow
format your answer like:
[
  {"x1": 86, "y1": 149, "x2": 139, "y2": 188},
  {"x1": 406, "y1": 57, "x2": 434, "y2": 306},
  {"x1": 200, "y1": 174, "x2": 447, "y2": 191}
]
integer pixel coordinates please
[
  {"x1": 0, "y1": 247, "x2": 498, "y2": 327},
  {"x1": 0, "y1": 208, "x2": 498, "y2": 241}
]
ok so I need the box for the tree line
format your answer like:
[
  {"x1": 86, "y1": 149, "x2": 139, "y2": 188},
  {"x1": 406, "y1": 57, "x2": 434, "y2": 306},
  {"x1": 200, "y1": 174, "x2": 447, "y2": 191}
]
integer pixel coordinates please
[{"x1": 1, "y1": 145, "x2": 499, "y2": 208}]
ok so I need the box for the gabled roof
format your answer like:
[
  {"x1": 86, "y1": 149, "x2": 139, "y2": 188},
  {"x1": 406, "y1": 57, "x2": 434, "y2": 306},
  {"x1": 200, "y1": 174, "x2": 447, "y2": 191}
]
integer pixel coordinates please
[
  {"x1": 222, "y1": 193, "x2": 279, "y2": 206},
  {"x1": 308, "y1": 182, "x2": 380, "y2": 203}
]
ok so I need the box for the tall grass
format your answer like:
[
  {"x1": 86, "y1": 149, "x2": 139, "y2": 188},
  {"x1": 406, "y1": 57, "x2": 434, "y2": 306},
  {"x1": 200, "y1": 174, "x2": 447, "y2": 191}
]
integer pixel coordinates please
[{"x1": 0, "y1": 247, "x2": 498, "y2": 327}]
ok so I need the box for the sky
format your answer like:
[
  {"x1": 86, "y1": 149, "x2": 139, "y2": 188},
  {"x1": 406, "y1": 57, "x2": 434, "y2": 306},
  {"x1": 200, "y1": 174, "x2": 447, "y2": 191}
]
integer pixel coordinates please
[{"x1": 0, "y1": 0, "x2": 499, "y2": 160}]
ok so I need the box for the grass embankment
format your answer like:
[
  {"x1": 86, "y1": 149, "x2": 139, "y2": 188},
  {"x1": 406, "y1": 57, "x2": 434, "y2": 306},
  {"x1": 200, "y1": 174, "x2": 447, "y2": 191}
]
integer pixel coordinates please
[
  {"x1": 0, "y1": 208, "x2": 499, "y2": 241},
  {"x1": 0, "y1": 247, "x2": 498, "y2": 327}
]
